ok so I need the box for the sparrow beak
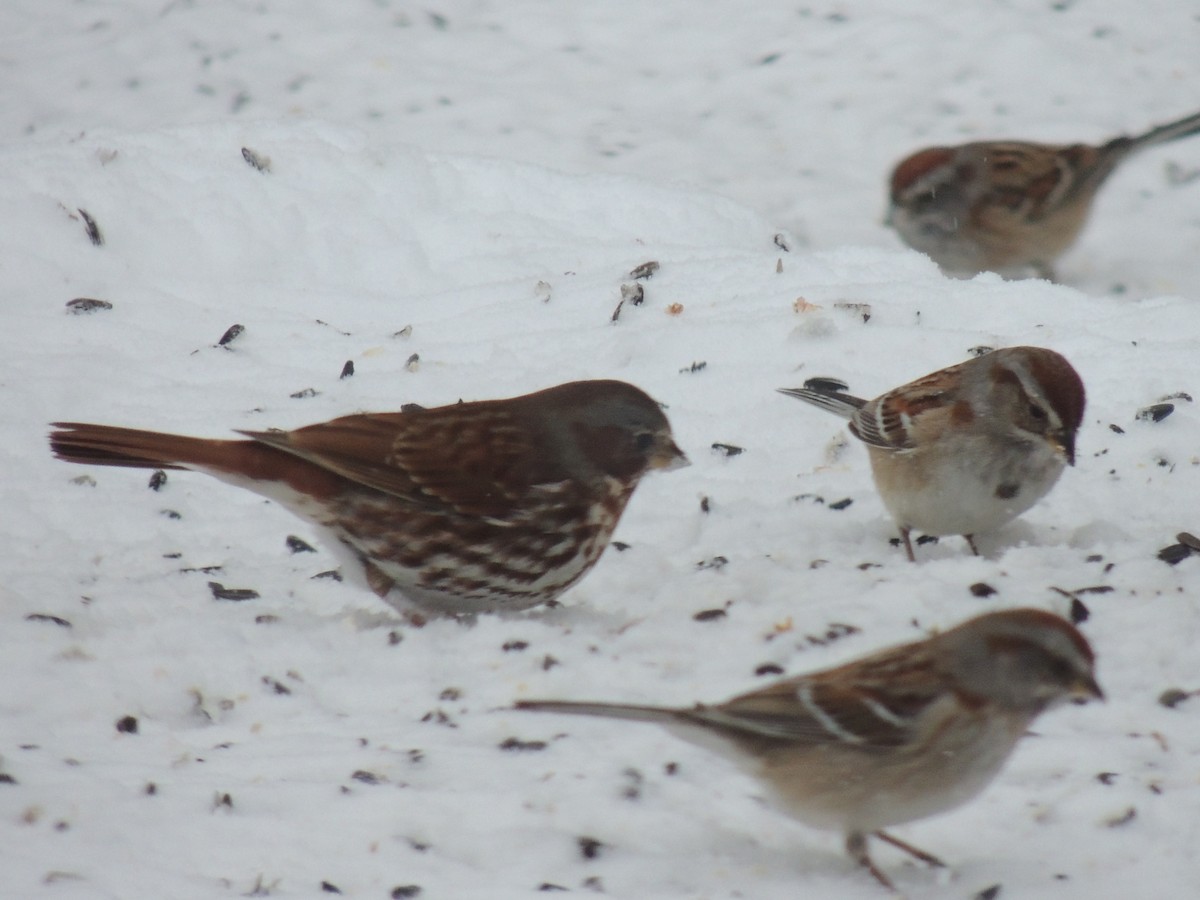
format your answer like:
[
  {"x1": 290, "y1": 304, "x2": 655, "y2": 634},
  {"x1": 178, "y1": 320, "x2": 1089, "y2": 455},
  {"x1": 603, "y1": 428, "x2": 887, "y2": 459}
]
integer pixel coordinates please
[
  {"x1": 653, "y1": 441, "x2": 690, "y2": 471},
  {"x1": 1071, "y1": 673, "x2": 1105, "y2": 703},
  {"x1": 1050, "y1": 430, "x2": 1077, "y2": 466}
]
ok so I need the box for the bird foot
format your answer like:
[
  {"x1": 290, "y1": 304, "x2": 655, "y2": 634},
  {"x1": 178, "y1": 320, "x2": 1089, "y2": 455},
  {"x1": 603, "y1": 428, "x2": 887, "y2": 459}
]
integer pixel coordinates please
[{"x1": 874, "y1": 830, "x2": 946, "y2": 868}]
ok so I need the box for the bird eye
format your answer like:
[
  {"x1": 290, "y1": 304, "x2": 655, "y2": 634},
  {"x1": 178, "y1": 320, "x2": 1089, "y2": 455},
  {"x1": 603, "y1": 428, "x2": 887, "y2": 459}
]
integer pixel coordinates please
[
  {"x1": 1027, "y1": 404, "x2": 1047, "y2": 421},
  {"x1": 634, "y1": 432, "x2": 655, "y2": 453}
]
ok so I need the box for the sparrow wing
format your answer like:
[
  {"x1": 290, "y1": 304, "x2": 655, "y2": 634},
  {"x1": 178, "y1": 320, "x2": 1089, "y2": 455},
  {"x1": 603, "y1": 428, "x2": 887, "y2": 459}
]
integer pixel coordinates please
[
  {"x1": 687, "y1": 644, "x2": 955, "y2": 750},
  {"x1": 849, "y1": 361, "x2": 970, "y2": 452},
  {"x1": 241, "y1": 402, "x2": 563, "y2": 518}
]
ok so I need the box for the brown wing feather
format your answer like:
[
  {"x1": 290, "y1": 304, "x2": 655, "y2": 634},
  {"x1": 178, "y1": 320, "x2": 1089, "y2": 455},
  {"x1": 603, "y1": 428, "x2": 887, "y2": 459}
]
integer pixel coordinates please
[
  {"x1": 690, "y1": 680, "x2": 844, "y2": 743},
  {"x1": 976, "y1": 143, "x2": 1077, "y2": 216},
  {"x1": 240, "y1": 402, "x2": 569, "y2": 519},
  {"x1": 850, "y1": 360, "x2": 969, "y2": 451},
  {"x1": 695, "y1": 646, "x2": 949, "y2": 749}
]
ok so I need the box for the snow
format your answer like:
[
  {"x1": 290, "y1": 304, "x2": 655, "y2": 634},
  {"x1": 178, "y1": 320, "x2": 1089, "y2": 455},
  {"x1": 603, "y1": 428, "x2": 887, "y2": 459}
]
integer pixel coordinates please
[{"x1": 4, "y1": 2, "x2": 1200, "y2": 898}]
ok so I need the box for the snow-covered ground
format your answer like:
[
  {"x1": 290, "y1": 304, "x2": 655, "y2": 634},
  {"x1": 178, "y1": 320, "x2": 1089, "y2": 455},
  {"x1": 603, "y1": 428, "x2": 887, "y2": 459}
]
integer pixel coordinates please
[{"x1": 4, "y1": 3, "x2": 1200, "y2": 898}]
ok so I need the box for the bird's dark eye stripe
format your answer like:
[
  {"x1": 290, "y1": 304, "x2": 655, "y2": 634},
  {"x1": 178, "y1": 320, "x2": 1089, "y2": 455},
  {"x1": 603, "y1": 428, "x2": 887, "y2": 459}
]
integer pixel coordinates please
[
  {"x1": 1048, "y1": 656, "x2": 1075, "y2": 681},
  {"x1": 1028, "y1": 404, "x2": 1047, "y2": 420}
]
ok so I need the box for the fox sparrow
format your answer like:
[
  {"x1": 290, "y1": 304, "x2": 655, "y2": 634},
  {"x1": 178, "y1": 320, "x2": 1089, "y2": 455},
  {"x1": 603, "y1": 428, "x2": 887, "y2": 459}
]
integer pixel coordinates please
[{"x1": 50, "y1": 379, "x2": 688, "y2": 614}]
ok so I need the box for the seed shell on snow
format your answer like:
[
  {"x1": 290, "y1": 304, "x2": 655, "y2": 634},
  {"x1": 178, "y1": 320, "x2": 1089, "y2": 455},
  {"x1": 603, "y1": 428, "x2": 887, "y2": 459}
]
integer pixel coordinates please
[
  {"x1": 261, "y1": 676, "x2": 291, "y2": 695},
  {"x1": 628, "y1": 260, "x2": 659, "y2": 279},
  {"x1": 241, "y1": 146, "x2": 271, "y2": 172},
  {"x1": 1158, "y1": 539, "x2": 1195, "y2": 565},
  {"x1": 1105, "y1": 807, "x2": 1138, "y2": 828},
  {"x1": 1158, "y1": 688, "x2": 1198, "y2": 709},
  {"x1": 1136, "y1": 403, "x2": 1174, "y2": 423},
  {"x1": 498, "y1": 737, "x2": 547, "y2": 752},
  {"x1": 216, "y1": 323, "x2": 244, "y2": 347},
  {"x1": 26, "y1": 613, "x2": 72, "y2": 628},
  {"x1": 65, "y1": 297, "x2": 113, "y2": 314},
  {"x1": 1069, "y1": 597, "x2": 1091, "y2": 624},
  {"x1": 577, "y1": 836, "x2": 606, "y2": 859},
  {"x1": 286, "y1": 535, "x2": 316, "y2": 554},
  {"x1": 207, "y1": 581, "x2": 260, "y2": 601},
  {"x1": 179, "y1": 564, "x2": 223, "y2": 575},
  {"x1": 314, "y1": 318, "x2": 352, "y2": 336},
  {"x1": 76, "y1": 208, "x2": 103, "y2": 246}
]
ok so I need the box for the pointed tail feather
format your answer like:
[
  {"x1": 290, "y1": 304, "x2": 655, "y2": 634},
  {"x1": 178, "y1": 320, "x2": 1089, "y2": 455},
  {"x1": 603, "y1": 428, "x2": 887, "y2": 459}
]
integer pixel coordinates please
[
  {"x1": 1127, "y1": 109, "x2": 1200, "y2": 151},
  {"x1": 50, "y1": 422, "x2": 375, "y2": 501},
  {"x1": 777, "y1": 381, "x2": 866, "y2": 420},
  {"x1": 49, "y1": 422, "x2": 201, "y2": 470},
  {"x1": 514, "y1": 699, "x2": 681, "y2": 725},
  {"x1": 48, "y1": 422, "x2": 273, "y2": 479},
  {"x1": 1097, "y1": 109, "x2": 1200, "y2": 176}
]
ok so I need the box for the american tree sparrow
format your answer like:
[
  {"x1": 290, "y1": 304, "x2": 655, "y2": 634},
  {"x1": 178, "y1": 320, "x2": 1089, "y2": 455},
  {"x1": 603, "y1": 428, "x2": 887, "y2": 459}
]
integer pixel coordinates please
[
  {"x1": 49, "y1": 380, "x2": 687, "y2": 615},
  {"x1": 517, "y1": 608, "x2": 1102, "y2": 890},
  {"x1": 887, "y1": 108, "x2": 1200, "y2": 280},
  {"x1": 778, "y1": 346, "x2": 1085, "y2": 561}
]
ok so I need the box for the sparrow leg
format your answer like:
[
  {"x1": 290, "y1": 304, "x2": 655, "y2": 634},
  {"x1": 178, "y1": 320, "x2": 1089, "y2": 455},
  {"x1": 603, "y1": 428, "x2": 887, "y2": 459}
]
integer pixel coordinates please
[
  {"x1": 900, "y1": 526, "x2": 917, "y2": 563},
  {"x1": 965, "y1": 534, "x2": 980, "y2": 557},
  {"x1": 846, "y1": 831, "x2": 897, "y2": 891},
  {"x1": 873, "y1": 830, "x2": 946, "y2": 868}
]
